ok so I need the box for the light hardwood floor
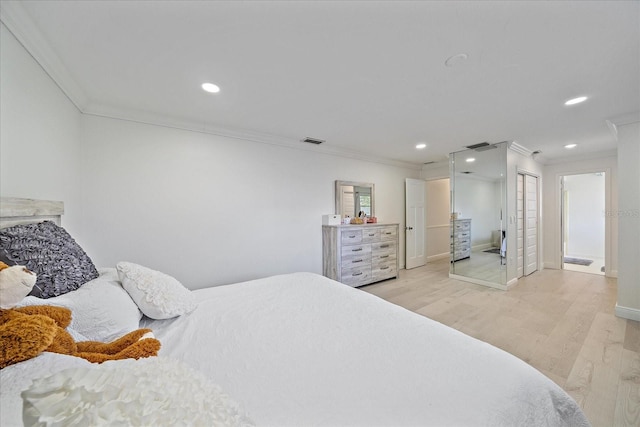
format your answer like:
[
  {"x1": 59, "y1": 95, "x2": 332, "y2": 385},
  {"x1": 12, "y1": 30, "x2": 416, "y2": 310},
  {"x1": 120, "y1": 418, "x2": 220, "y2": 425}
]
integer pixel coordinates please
[{"x1": 361, "y1": 260, "x2": 640, "y2": 427}]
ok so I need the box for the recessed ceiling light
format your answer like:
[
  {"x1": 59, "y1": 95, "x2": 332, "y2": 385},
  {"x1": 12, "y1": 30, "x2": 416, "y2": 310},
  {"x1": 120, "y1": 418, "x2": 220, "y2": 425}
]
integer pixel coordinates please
[
  {"x1": 201, "y1": 83, "x2": 220, "y2": 93},
  {"x1": 416, "y1": 143, "x2": 427, "y2": 149},
  {"x1": 565, "y1": 144, "x2": 577, "y2": 149},
  {"x1": 564, "y1": 96, "x2": 587, "y2": 106},
  {"x1": 466, "y1": 157, "x2": 476, "y2": 162},
  {"x1": 445, "y1": 53, "x2": 468, "y2": 67}
]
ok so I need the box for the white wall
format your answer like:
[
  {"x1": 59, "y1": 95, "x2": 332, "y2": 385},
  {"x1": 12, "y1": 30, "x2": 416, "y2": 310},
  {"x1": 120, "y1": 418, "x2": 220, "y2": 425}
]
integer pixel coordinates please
[
  {"x1": 616, "y1": 121, "x2": 640, "y2": 320},
  {"x1": 0, "y1": 23, "x2": 84, "y2": 237},
  {"x1": 80, "y1": 115, "x2": 420, "y2": 289},
  {"x1": 542, "y1": 156, "x2": 618, "y2": 276},
  {"x1": 564, "y1": 173, "x2": 605, "y2": 259}
]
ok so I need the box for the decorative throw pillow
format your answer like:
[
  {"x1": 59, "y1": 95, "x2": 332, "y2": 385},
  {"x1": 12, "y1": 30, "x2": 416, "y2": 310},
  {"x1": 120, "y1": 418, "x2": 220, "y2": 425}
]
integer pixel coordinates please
[
  {"x1": 22, "y1": 358, "x2": 255, "y2": 427},
  {"x1": 18, "y1": 268, "x2": 142, "y2": 342},
  {"x1": 116, "y1": 262, "x2": 197, "y2": 319},
  {"x1": 0, "y1": 221, "x2": 98, "y2": 298}
]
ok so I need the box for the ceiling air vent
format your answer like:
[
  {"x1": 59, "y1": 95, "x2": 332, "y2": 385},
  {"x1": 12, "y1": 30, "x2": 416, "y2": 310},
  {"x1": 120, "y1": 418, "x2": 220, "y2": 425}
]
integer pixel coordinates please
[
  {"x1": 466, "y1": 142, "x2": 497, "y2": 152},
  {"x1": 465, "y1": 142, "x2": 490, "y2": 150},
  {"x1": 302, "y1": 137, "x2": 325, "y2": 145}
]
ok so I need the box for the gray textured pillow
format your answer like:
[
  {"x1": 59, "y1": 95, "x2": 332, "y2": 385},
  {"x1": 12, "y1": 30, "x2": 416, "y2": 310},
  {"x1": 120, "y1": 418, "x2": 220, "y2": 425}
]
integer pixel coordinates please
[{"x1": 0, "y1": 221, "x2": 98, "y2": 298}]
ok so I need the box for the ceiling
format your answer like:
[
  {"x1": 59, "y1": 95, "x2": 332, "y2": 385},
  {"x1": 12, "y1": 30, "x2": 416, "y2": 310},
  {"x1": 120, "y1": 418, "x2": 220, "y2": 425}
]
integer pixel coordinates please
[{"x1": 2, "y1": 0, "x2": 638, "y2": 167}]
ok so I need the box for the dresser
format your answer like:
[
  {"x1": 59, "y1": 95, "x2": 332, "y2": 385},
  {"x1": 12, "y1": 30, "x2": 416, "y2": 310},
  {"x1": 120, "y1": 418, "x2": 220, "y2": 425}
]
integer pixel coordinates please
[
  {"x1": 322, "y1": 224, "x2": 399, "y2": 287},
  {"x1": 451, "y1": 219, "x2": 471, "y2": 261}
]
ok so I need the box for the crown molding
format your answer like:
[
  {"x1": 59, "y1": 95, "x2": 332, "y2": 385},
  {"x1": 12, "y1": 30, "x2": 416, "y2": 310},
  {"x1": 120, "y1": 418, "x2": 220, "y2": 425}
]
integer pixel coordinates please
[
  {"x1": 507, "y1": 141, "x2": 533, "y2": 157},
  {"x1": 542, "y1": 149, "x2": 618, "y2": 166},
  {"x1": 83, "y1": 105, "x2": 423, "y2": 171},
  {"x1": 606, "y1": 112, "x2": 640, "y2": 139},
  {"x1": 0, "y1": 1, "x2": 88, "y2": 111}
]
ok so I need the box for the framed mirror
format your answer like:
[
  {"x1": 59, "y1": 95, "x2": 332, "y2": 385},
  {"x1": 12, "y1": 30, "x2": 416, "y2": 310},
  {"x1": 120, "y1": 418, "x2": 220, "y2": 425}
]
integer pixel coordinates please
[{"x1": 335, "y1": 181, "x2": 375, "y2": 219}]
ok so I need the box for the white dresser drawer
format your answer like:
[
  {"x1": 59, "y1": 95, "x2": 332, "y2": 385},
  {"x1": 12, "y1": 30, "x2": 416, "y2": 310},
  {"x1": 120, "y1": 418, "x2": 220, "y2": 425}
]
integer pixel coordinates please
[
  {"x1": 341, "y1": 244, "x2": 372, "y2": 260},
  {"x1": 372, "y1": 262, "x2": 397, "y2": 282},
  {"x1": 362, "y1": 228, "x2": 380, "y2": 242},
  {"x1": 341, "y1": 253, "x2": 371, "y2": 269},
  {"x1": 372, "y1": 252, "x2": 396, "y2": 265},
  {"x1": 372, "y1": 241, "x2": 395, "y2": 254},
  {"x1": 379, "y1": 226, "x2": 397, "y2": 241},
  {"x1": 341, "y1": 230, "x2": 362, "y2": 244},
  {"x1": 341, "y1": 266, "x2": 372, "y2": 287}
]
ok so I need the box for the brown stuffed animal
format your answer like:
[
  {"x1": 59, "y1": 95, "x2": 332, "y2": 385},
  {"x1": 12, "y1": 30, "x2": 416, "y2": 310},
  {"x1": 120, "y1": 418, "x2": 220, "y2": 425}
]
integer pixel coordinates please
[{"x1": 0, "y1": 261, "x2": 161, "y2": 369}]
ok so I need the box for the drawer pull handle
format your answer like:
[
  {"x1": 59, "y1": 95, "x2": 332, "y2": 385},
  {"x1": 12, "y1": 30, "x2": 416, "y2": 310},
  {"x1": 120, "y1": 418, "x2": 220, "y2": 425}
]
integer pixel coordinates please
[
  {"x1": 352, "y1": 272, "x2": 363, "y2": 276},
  {"x1": 352, "y1": 248, "x2": 363, "y2": 252},
  {"x1": 352, "y1": 259, "x2": 363, "y2": 263},
  {"x1": 379, "y1": 244, "x2": 389, "y2": 248},
  {"x1": 380, "y1": 255, "x2": 389, "y2": 259},
  {"x1": 381, "y1": 266, "x2": 389, "y2": 270},
  {"x1": 348, "y1": 235, "x2": 357, "y2": 239},
  {"x1": 385, "y1": 232, "x2": 392, "y2": 235}
]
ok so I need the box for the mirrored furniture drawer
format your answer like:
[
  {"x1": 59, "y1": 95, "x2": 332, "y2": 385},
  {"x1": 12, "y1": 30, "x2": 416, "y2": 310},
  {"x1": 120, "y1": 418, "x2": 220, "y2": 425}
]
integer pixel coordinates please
[{"x1": 451, "y1": 219, "x2": 472, "y2": 262}]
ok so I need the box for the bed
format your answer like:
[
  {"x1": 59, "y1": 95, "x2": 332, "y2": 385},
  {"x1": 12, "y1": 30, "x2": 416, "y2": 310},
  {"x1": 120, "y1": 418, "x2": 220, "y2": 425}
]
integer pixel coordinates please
[{"x1": 0, "y1": 198, "x2": 590, "y2": 426}]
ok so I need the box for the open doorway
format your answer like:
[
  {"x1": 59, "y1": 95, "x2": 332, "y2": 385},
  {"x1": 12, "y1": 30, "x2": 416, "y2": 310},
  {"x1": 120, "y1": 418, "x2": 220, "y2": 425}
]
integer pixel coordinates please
[{"x1": 561, "y1": 172, "x2": 605, "y2": 275}]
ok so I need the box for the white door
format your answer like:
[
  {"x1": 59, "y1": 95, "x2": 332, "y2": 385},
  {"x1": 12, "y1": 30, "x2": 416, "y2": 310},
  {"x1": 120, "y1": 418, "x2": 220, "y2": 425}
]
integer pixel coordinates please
[
  {"x1": 405, "y1": 178, "x2": 426, "y2": 269},
  {"x1": 517, "y1": 174, "x2": 524, "y2": 278},
  {"x1": 524, "y1": 174, "x2": 538, "y2": 275},
  {"x1": 425, "y1": 179, "x2": 451, "y2": 261}
]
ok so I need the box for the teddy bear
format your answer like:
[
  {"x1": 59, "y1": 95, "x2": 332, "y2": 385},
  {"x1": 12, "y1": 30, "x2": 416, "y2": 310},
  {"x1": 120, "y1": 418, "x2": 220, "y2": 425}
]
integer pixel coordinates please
[{"x1": 0, "y1": 261, "x2": 161, "y2": 369}]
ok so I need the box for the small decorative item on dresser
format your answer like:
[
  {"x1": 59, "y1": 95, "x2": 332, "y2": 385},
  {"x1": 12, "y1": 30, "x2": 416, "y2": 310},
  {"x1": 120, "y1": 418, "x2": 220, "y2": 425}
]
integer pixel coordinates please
[{"x1": 322, "y1": 214, "x2": 341, "y2": 225}]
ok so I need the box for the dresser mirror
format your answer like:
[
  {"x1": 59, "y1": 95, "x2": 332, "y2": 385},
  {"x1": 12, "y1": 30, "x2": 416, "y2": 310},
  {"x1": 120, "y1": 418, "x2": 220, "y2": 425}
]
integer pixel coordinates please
[
  {"x1": 449, "y1": 142, "x2": 507, "y2": 287},
  {"x1": 335, "y1": 181, "x2": 375, "y2": 219}
]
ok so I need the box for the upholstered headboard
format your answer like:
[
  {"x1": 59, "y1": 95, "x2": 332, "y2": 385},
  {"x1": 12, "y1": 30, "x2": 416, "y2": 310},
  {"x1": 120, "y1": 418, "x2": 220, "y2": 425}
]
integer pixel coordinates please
[{"x1": 0, "y1": 197, "x2": 64, "y2": 229}]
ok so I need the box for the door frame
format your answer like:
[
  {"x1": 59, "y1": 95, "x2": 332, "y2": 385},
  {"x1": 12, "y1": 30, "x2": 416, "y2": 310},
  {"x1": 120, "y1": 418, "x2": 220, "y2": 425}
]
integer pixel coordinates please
[
  {"x1": 559, "y1": 169, "x2": 609, "y2": 275},
  {"x1": 553, "y1": 167, "x2": 612, "y2": 276}
]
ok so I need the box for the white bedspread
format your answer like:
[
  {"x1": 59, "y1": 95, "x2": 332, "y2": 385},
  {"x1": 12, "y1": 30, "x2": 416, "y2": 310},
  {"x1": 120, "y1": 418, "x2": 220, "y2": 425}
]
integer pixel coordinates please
[{"x1": 143, "y1": 272, "x2": 590, "y2": 426}]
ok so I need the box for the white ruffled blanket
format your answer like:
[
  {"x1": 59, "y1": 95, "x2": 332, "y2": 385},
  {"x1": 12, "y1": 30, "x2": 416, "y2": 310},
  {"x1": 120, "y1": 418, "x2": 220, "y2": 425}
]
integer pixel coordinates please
[{"x1": 2, "y1": 354, "x2": 253, "y2": 427}]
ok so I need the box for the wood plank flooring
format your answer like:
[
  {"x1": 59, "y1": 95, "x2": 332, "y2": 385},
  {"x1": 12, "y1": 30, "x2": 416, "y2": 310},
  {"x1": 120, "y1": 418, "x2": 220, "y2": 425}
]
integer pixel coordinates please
[{"x1": 361, "y1": 259, "x2": 640, "y2": 427}]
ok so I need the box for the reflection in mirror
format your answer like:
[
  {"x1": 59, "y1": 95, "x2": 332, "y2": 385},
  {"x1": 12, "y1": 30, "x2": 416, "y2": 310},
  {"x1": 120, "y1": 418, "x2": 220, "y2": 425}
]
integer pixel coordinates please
[
  {"x1": 335, "y1": 181, "x2": 375, "y2": 219},
  {"x1": 449, "y1": 142, "x2": 507, "y2": 288}
]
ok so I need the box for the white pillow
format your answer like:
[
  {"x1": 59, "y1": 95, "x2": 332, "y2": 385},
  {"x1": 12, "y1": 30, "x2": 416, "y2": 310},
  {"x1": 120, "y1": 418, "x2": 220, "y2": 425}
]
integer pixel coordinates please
[
  {"x1": 18, "y1": 268, "x2": 142, "y2": 342},
  {"x1": 22, "y1": 358, "x2": 255, "y2": 427},
  {"x1": 116, "y1": 262, "x2": 196, "y2": 319}
]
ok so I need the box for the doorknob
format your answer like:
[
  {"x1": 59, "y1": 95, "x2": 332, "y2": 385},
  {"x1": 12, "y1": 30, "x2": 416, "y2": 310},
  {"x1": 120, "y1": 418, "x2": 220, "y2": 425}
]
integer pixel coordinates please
[{"x1": 406, "y1": 226, "x2": 413, "y2": 231}]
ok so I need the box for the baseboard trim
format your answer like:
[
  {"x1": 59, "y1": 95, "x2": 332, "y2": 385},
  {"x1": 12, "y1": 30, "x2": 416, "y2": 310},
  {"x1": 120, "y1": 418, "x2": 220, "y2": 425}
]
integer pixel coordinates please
[
  {"x1": 427, "y1": 253, "x2": 450, "y2": 262},
  {"x1": 472, "y1": 243, "x2": 494, "y2": 252},
  {"x1": 615, "y1": 304, "x2": 640, "y2": 321}
]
